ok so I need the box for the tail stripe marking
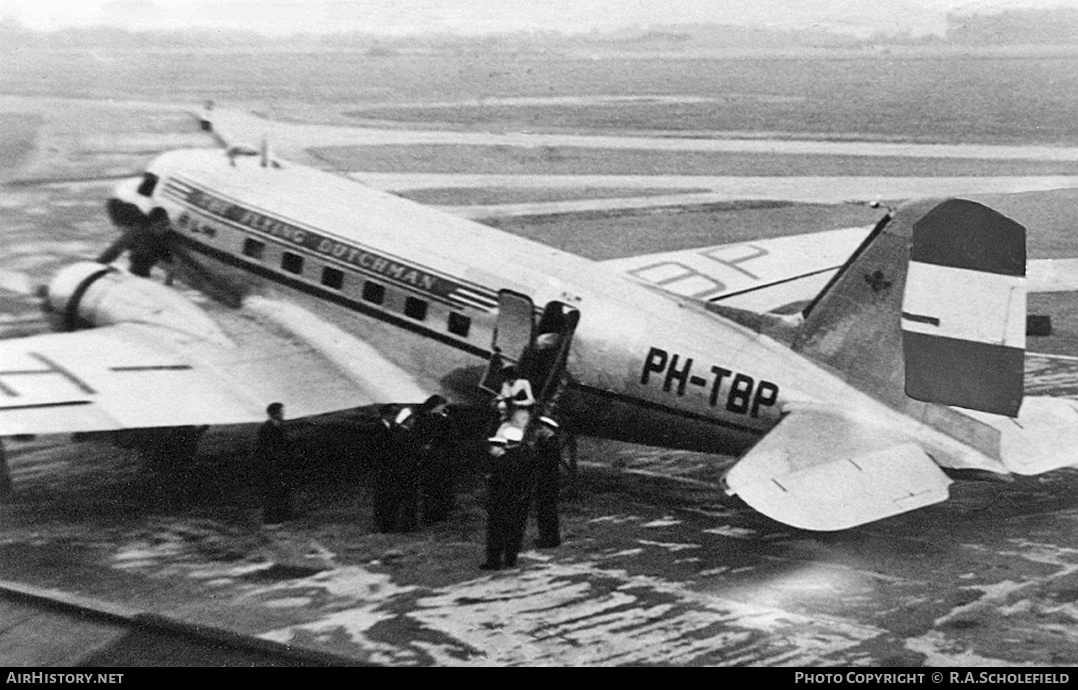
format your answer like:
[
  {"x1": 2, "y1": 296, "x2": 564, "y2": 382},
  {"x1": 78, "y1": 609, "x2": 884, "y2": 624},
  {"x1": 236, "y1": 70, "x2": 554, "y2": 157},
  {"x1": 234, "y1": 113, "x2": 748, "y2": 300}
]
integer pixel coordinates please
[
  {"x1": 903, "y1": 261, "x2": 1025, "y2": 349},
  {"x1": 911, "y1": 199, "x2": 1025, "y2": 277}
]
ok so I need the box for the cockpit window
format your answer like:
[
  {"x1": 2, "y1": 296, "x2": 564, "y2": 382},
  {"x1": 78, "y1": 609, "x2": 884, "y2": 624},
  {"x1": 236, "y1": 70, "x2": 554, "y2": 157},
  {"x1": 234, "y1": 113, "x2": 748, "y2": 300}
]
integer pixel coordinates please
[{"x1": 136, "y1": 173, "x2": 159, "y2": 197}]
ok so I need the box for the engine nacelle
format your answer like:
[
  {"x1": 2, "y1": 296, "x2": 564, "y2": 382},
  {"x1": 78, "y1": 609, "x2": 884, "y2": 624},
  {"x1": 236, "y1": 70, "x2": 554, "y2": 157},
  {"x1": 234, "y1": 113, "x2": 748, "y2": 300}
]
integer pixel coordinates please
[{"x1": 46, "y1": 261, "x2": 231, "y2": 347}]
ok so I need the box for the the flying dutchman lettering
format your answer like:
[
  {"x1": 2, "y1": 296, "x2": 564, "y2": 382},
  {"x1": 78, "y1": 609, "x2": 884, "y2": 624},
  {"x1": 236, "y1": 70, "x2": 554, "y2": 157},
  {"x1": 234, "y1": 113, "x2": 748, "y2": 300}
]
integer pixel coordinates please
[
  {"x1": 314, "y1": 239, "x2": 437, "y2": 291},
  {"x1": 184, "y1": 187, "x2": 450, "y2": 297},
  {"x1": 641, "y1": 346, "x2": 778, "y2": 418}
]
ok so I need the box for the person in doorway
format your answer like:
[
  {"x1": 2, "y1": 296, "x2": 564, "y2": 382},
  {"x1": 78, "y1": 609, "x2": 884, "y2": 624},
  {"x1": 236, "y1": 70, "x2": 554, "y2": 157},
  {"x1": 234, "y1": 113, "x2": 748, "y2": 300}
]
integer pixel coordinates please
[{"x1": 495, "y1": 363, "x2": 535, "y2": 422}]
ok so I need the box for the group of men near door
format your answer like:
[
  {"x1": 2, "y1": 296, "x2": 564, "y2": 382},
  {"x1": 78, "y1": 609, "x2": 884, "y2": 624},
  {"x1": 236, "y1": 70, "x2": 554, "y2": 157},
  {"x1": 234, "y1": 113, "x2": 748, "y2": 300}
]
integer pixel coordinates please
[
  {"x1": 370, "y1": 395, "x2": 456, "y2": 533},
  {"x1": 254, "y1": 383, "x2": 564, "y2": 571}
]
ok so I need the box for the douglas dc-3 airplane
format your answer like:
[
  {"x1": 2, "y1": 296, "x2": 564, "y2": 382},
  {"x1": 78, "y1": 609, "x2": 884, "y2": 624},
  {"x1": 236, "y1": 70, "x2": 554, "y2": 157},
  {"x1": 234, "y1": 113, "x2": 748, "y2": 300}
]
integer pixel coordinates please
[{"x1": 7, "y1": 129, "x2": 1078, "y2": 531}]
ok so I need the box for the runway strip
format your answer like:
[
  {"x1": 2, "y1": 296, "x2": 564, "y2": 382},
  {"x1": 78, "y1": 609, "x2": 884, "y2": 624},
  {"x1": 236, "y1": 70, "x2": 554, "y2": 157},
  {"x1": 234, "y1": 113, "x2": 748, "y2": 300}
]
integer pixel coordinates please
[
  {"x1": 210, "y1": 108, "x2": 1078, "y2": 161},
  {"x1": 353, "y1": 172, "x2": 1078, "y2": 205}
]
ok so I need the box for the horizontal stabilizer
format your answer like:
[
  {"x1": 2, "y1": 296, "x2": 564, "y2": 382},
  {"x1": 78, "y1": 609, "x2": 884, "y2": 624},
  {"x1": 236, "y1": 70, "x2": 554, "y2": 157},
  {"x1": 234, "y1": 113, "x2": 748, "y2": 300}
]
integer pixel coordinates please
[
  {"x1": 725, "y1": 408, "x2": 952, "y2": 531},
  {"x1": 1028, "y1": 258, "x2": 1078, "y2": 293},
  {"x1": 964, "y1": 396, "x2": 1078, "y2": 475},
  {"x1": 602, "y1": 226, "x2": 873, "y2": 313}
]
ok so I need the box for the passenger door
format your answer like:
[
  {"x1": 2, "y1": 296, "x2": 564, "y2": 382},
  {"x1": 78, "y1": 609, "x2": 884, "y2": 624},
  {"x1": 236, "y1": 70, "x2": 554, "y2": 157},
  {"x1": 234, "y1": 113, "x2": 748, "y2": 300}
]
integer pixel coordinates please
[{"x1": 479, "y1": 289, "x2": 535, "y2": 393}]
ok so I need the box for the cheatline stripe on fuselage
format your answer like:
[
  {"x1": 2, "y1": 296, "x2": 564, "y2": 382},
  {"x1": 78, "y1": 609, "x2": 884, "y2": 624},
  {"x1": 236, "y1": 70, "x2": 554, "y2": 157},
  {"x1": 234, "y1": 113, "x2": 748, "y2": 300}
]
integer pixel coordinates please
[
  {"x1": 172, "y1": 232, "x2": 768, "y2": 438},
  {"x1": 161, "y1": 177, "x2": 499, "y2": 311},
  {"x1": 159, "y1": 176, "x2": 499, "y2": 312}
]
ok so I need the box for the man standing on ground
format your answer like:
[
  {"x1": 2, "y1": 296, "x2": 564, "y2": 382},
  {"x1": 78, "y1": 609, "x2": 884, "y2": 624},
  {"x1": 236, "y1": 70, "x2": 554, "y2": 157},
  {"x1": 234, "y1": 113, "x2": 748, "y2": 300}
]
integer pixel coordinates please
[
  {"x1": 481, "y1": 409, "x2": 534, "y2": 570},
  {"x1": 414, "y1": 395, "x2": 454, "y2": 524},
  {"x1": 256, "y1": 402, "x2": 295, "y2": 525},
  {"x1": 371, "y1": 404, "x2": 423, "y2": 533},
  {"x1": 532, "y1": 418, "x2": 562, "y2": 548}
]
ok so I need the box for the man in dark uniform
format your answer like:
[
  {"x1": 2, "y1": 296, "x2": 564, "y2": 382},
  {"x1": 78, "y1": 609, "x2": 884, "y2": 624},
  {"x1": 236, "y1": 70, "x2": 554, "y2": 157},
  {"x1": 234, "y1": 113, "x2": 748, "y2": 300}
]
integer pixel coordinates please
[
  {"x1": 413, "y1": 395, "x2": 455, "y2": 524},
  {"x1": 371, "y1": 405, "x2": 402, "y2": 533},
  {"x1": 129, "y1": 209, "x2": 172, "y2": 278},
  {"x1": 392, "y1": 406, "x2": 422, "y2": 532},
  {"x1": 531, "y1": 418, "x2": 562, "y2": 548},
  {"x1": 255, "y1": 402, "x2": 295, "y2": 525},
  {"x1": 481, "y1": 412, "x2": 534, "y2": 570},
  {"x1": 371, "y1": 405, "x2": 422, "y2": 533},
  {"x1": 371, "y1": 404, "x2": 422, "y2": 533},
  {"x1": 97, "y1": 208, "x2": 172, "y2": 279}
]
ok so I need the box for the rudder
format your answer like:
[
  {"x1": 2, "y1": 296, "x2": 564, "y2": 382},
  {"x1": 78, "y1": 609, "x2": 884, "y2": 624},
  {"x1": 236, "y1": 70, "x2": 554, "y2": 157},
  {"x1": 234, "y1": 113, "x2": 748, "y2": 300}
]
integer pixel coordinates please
[
  {"x1": 794, "y1": 197, "x2": 1027, "y2": 420},
  {"x1": 901, "y1": 199, "x2": 1025, "y2": 417}
]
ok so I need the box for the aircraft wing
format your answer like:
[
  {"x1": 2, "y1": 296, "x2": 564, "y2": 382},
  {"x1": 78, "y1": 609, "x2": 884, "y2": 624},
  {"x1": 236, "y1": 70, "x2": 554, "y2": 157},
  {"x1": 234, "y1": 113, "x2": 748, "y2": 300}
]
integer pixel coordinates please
[
  {"x1": 724, "y1": 406, "x2": 952, "y2": 531},
  {"x1": 602, "y1": 226, "x2": 872, "y2": 313},
  {"x1": 0, "y1": 297, "x2": 429, "y2": 436},
  {"x1": 606, "y1": 226, "x2": 1078, "y2": 313}
]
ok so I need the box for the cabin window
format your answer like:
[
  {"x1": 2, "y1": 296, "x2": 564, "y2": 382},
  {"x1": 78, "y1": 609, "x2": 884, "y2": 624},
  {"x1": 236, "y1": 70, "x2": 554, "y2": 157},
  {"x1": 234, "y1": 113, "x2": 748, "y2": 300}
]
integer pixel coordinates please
[
  {"x1": 405, "y1": 297, "x2": 428, "y2": 321},
  {"x1": 362, "y1": 281, "x2": 385, "y2": 305},
  {"x1": 242, "y1": 238, "x2": 265, "y2": 260},
  {"x1": 448, "y1": 312, "x2": 471, "y2": 337},
  {"x1": 281, "y1": 251, "x2": 304, "y2": 275},
  {"x1": 136, "y1": 173, "x2": 159, "y2": 197},
  {"x1": 321, "y1": 266, "x2": 344, "y2": 289}
]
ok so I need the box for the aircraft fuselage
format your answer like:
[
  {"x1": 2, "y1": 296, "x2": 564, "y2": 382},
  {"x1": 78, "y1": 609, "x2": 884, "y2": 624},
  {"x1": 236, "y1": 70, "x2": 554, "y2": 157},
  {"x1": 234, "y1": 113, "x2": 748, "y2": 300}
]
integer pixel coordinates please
[{"x1": 122, "y1": 150, "x2": 929, "y2": 460}]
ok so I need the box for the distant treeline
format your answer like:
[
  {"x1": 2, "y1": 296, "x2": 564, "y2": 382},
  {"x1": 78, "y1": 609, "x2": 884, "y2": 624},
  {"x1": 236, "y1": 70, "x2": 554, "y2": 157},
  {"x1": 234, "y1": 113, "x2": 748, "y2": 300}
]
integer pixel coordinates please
[
  {"x1": 3, "y1": 7, "x2": 1078, "y2": 53},
  {"x1": 946, "y1": 8, "x2": 1078, "y2": 45},
  {"x1": 0, "y1": 16, "x2": 863, "y2": 53}
]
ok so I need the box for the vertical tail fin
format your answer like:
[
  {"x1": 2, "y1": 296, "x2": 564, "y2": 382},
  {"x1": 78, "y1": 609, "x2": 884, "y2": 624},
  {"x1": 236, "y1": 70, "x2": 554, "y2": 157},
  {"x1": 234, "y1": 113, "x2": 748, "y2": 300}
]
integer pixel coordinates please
[{"x1": 794, "y1": 198, "x2": 1027, "y2": 421}]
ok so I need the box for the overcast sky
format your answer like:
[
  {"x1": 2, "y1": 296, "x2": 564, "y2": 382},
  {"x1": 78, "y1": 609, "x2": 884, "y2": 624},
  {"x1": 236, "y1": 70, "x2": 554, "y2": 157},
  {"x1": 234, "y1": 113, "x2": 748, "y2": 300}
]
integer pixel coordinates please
[{"x1": 2, "y1": 0, "x2": 1077, "y2": 37}]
